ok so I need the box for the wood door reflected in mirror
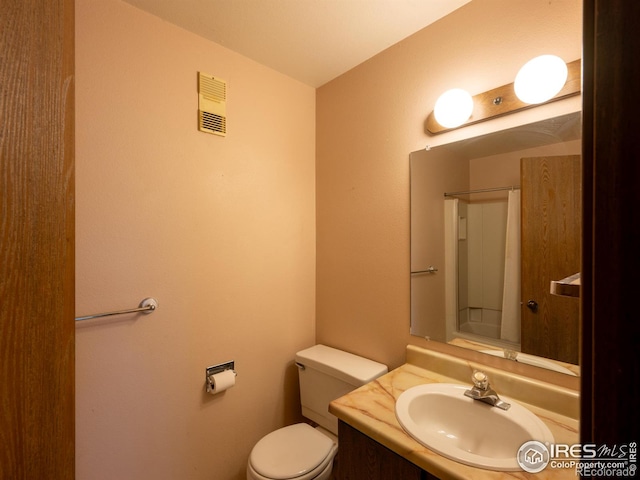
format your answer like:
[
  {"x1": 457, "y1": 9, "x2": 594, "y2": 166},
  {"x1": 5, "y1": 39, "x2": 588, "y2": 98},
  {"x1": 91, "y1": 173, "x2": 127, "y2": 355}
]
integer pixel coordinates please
[
  {"x1": 410, "y1": 112, "x2": 582, "y2": 376},
  {"x1": 521, "y1": 155, "x2": 581, "y2": 365}
]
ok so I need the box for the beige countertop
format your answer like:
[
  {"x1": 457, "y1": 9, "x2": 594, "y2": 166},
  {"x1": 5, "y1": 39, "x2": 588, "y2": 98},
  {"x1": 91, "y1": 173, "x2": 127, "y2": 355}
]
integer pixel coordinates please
[{"x1": 329, "y1": 345, "x2": 579, "y2": 480}]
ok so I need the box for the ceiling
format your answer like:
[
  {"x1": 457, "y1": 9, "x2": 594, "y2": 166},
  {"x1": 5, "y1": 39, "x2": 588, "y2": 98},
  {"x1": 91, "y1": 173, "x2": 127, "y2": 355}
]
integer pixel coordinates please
[{"x1": 122, "y1": 0, "x2": 471, "y2": 87}]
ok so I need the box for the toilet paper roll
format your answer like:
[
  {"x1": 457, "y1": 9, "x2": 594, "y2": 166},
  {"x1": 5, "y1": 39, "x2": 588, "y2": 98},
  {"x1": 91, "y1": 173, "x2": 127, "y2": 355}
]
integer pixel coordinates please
[{"x1": 207, "y1": 369, "x2": 236, "y2": 394}]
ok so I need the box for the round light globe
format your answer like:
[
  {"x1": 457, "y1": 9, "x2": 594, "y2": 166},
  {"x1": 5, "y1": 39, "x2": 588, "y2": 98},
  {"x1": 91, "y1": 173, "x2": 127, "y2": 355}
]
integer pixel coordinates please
[
  {"x1": 434, "y1": 88, "x2": 474, "y2": 128},
  {"x1": 514, "y1": 55, "x2": 568, "y2": 104}
]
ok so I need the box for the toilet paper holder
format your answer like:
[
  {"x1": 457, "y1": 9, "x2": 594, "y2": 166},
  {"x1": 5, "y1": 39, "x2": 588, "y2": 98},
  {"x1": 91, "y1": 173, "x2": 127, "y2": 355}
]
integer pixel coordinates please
[{"x1": 205, "y1": 361, "x2": 236, "y2": 393}]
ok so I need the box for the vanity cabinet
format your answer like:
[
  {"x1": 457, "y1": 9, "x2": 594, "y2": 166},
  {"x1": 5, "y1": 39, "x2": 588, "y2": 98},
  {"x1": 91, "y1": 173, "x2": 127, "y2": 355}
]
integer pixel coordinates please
[{"x1": 334, "y1": 421, "x2": 438, "y2": 480}]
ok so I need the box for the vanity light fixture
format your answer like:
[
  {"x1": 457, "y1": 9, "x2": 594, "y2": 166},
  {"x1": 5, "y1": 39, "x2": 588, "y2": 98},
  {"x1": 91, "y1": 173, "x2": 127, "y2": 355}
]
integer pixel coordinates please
[
  {"x1": 514, "y1": 55, "x2": 568, "y2": 104},
  {"x1": 426, "y1": 58, "x2": 580, "y2": 134},
  {"x1": 433, "y1": 88, "x2": 474, "y2": 129}
]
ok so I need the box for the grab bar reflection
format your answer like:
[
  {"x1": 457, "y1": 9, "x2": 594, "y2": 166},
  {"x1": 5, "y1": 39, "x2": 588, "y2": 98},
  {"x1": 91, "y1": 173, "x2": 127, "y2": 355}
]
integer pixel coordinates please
[{"x1": 75, "y1": 297, "x2": 158, "y2": 322}]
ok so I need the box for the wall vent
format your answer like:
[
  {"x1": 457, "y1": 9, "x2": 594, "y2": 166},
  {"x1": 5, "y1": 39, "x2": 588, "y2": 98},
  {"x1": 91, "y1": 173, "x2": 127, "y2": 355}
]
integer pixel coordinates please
[{"x1": 198, "y1": 72, "x2": 227, "y2": 136}]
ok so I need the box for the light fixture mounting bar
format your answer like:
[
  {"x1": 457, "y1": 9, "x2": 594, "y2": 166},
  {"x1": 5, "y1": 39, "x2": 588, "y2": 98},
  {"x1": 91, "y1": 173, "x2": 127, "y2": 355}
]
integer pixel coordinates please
[{"x1": 426, "y1": 59, "x2": 581, "y2": 135}]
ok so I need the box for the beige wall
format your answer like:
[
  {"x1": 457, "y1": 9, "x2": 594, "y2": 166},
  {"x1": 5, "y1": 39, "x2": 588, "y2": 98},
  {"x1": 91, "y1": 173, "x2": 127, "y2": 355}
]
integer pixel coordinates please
[
  {"x1": 316, "y1": 0, "x2": 582, "y2": 369},
  {"x1": 75, "y1": 1, "x2": 315, "y2": 479}
]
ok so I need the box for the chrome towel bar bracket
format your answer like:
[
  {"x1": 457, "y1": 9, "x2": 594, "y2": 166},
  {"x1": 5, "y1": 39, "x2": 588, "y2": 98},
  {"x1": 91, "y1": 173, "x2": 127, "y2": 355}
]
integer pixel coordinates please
[{"x1": 75, "y1": 297, "x2": 158, "y2": 322}]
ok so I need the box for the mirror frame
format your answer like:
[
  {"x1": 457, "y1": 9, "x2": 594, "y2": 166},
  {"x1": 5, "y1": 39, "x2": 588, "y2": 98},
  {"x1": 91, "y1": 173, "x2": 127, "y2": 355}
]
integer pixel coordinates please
[{"x1": 580, "y1": 0, "x2": 639, "y2": 445}]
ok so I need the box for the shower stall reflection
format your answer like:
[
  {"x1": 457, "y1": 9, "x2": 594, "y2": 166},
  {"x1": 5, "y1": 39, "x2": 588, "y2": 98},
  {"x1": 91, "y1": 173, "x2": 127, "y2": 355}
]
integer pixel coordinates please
[{"x1": 444, "y1": 188, "x2": 521, "y2": 348}]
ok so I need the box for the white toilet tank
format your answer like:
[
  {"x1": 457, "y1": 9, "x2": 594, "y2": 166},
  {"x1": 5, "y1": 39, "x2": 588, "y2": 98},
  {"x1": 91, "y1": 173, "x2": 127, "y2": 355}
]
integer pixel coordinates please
[{"x1": 295, "y1": 345, "x2": 388, "y2": 435}]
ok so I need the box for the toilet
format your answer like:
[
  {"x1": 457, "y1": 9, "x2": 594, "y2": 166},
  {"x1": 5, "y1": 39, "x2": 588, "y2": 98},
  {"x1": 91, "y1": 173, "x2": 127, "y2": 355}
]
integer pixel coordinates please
[{"x1": 247, "y1": 345, "x2": 388, "y2": 480}]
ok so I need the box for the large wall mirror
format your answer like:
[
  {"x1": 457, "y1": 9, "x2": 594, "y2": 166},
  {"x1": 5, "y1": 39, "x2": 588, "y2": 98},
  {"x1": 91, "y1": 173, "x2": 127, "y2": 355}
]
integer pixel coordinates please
[{"x1": 410, "y1": 111, "x2": 581, "y2": 376}]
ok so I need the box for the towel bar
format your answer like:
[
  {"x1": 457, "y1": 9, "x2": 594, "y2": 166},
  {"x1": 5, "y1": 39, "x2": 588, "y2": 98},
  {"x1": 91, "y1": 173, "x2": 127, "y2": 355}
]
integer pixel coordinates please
[
  {"x1": 411, "y1": 266, "x2": 439, "y2": 275},
  {"x1": 75, "y1": 297, "x2": 158, "y2": 322}
]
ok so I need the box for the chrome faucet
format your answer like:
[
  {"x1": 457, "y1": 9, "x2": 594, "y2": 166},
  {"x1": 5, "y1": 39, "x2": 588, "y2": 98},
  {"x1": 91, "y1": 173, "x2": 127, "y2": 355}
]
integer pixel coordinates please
[{"x1": 464, "y1": 371, "x2": 511, "y2": 410}]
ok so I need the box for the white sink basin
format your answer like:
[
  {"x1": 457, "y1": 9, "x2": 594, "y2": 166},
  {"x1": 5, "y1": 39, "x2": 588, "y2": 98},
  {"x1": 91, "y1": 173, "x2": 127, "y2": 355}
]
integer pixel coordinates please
[{"x1": 395, "y1": 383, "x2": 554, "y2": 471}]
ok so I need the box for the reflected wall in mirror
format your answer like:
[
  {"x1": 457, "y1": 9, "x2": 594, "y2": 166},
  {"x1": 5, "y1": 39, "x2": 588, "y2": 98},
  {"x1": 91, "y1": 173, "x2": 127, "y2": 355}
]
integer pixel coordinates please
[{"x1": 410, "y1": 112, "x2": 581, "y2": 376}]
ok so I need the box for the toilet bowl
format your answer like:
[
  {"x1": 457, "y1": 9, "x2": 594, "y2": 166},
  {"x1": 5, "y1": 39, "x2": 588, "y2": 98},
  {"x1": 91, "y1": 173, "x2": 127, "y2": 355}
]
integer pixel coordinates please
[
  {"x1": 246, "y1": 345, "x2": 387, "y2": 480},
  {"x1": 246, "y1": 424, "x2": 337, "y2": 480}
]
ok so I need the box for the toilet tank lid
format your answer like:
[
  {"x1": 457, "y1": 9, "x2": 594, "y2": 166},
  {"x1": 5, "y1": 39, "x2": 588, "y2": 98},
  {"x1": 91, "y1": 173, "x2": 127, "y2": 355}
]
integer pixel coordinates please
[{"x1": 295, "y1": 345, "x2": 388, "y2": 386}]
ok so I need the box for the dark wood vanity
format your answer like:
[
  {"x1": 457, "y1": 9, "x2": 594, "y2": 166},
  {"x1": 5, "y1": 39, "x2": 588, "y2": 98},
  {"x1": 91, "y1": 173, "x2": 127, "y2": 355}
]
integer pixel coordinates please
[{"x1": 334, "y1": 421, "x2": 437, "y2": 480}]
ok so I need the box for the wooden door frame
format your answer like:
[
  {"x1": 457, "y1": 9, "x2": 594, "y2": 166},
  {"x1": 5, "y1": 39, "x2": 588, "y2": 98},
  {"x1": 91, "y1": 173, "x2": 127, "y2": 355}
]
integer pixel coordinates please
[
  {"x1": 581, "y1": 0, "x2": 640, "y2": 444},
  {"x1": 0, "y1": 0, "x2": 75, "y2": 478}
]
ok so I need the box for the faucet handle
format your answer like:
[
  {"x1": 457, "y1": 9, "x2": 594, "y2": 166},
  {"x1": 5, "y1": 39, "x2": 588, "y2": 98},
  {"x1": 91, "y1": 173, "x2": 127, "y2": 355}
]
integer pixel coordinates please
[{"x1": 471, "y1": 370, "x2": 489, "y2": 390}]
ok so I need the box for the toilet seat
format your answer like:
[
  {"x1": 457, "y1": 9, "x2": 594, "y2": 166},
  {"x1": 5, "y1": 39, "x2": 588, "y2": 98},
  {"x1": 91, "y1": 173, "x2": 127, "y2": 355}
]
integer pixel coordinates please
[{"x1": 248, "y1": 423, "x2": 337, "y2": 480}]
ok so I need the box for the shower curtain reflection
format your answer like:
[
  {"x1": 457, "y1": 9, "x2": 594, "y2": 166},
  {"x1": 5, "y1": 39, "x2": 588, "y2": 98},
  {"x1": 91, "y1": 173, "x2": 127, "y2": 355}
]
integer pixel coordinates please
[{"x1": 500, "y1": 189, "x2": 521, "y2": 342}]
